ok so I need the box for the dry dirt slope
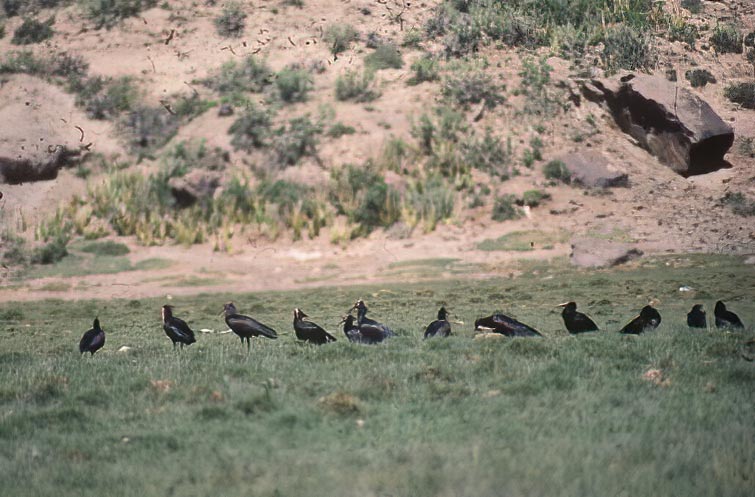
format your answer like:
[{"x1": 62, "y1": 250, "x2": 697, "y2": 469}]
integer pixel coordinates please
[{"x1": 0, "y1": 0, "x2": 754, "y2": 300}]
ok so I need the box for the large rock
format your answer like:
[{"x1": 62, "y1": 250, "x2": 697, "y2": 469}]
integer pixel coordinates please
[
  {"x1": 168, "y1": 169, "x2": 222, "y2": 207},
  {"x1": 570, "y1": 237, "x2": 642, "y2": 268},
  {"x1": 582, "y1": 73, "x2": 734, "y2": 176},
  {"x1": 558, "y1": 151, "x2": 629, "y2": 188},
  {"x1": 0, "y1": 145, "x2": 82, "y2": 184}
]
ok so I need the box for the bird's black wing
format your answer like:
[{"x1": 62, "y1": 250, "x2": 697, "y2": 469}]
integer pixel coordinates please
[
  {"x1": 424, "y1": 320, "x2": 451, "y2": 338},
  {"x1": 79, "y1": 328, "x2": 97, "y2": 353},
  {"x1": 165, "y1": 317, "x2": 196, "y2": 343},
  {"x1": 295, "y1": 320, "x2": 336, "y2": 343},
  {"x1": 227, "y1": 314, "x2": 278, "y2": 339},
  {"x1": 359, "y1": 323, "x2": 393, "y2": 343},
  {"x1": 687, "y1": 311, "x2": 706, "y2": 328},
  {"x1": 620, "y1": 316, "x2": 644, "y2": 334},
  {"x1": 568, "y1": 312, "x2": 599, "y2": 333},
  {"x1": 483, "y1": 313, "x2": 542, "y2": 337}
]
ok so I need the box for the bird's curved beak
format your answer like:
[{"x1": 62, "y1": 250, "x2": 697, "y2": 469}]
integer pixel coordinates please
[{"x1": 557, "y1": 302, "x2": 569, "y2": 307}]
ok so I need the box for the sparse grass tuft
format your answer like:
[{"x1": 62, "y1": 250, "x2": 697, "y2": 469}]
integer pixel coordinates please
[
  {"x1": 685, "y1": 69, "x2": 716, "y2": 88},
  {"x1": 407, "y1": 54, "x2": 439, "y2": 86},
  {"x1": 11, "y1": 17, "x2": 53, "y2": 45},
  {"x1": 275, "y1": 66, "x2": 312, "y2": 103},
  {"x1": 491, "y1": 194, "x2": 522, "y2": 221},
  {"x1": 78, "y1": 0, "x2": 158, "y2": 29},
  {"x1": 601, "y1": 24, "x2": 654, "y2": 73},
  {"x1": 271, "y1": 115, "x2": 322, "y2": 168},
  {"x1": 229, "y1": 104, "x2": 272, "y2": 151},
  {"x1": 543, "y1": 159, "x2": 570, "y2": 183},
  {"x1": 324, "y1": 23, "x2": 358, "y2": 56},
  {"x1": 724, "y1": 82, "x2": 755, "y2": 109},
  {"x1": 722, "y1": 192, "x2": 755, "y2": 217},
  {"x1": 202, "y1": 56, "x2": 273, "y2": 96},
  {"x1": 335, "y1": 70, "x2": 380, "y2": 102},
  {"x1": 364, "y1": 43, "x2": 403, "y2": 71},
  {"x1": 442, "y1": 66, "x2": 504, "y2": 109},
  {"x1": 710, "y1": 24, "x2": 742, "y2": 54}
]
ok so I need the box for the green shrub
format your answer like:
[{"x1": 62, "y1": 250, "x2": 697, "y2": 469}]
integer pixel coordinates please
[
  {"x1": 79, "y1": 0, "x2": 158, "y2": 29},
  {"x1": 11, "y1": 17, "x2": 54, "y2": 45},
  {"x1": 601, "y1": 25, "x2": 654, "y2": 73},
  {"x1": 162, "y1": 139, "x2": 228, "y2": 177},
  {"x1": 407, "y1": 175, "x2": 455, "y2": 232},
  {"x1": 229, "y1": 105, "x2": 272, "y2": 151},
  {"x1": 30, "y1": 235, "x2": 68, "y2": 265},
  {"x1": 271, "y1": 116, "x2": 321, "y2": 167},
  {"x1": 681, "y1": 0, "x2": 701, "y2": 13},
  {"x1": 282, "y1": 0, "x2": 303, "y2": 7},
  {"x1": 276, "y1": 67, "x2": 312, "y2": 103},
  {"x1": 364, "y1": 43, "x2": 403, "y2": 71},
  {"x1": 407, "y1": 54, "x2": 439, "y2": 86},
  {"x1": 518, "y1": 57, "x2": 557, "y2": 116},
  {"x1": 667, "y1": 18, "x2": 698, "y2": 47},
  {"x1": 722, "y1": 192, "x2": 755, "y2": 217},
  {"x1": 121, "y1": 106, "x2": 179, "y2": 152},
  {"x1": 724, "y1": 82, "x2": 755, "y2": 109},
  {"x1": 710, "y1": 24, "x2": 742, "y2": 54},
  {"x1": 330, "y1": 164, "x2": 400, "y2": 236},
  {"x1": 402, "y1": 28, "x2": 423, "y2": 48},
  {"x1": 1, "y1": 234, "x2": 28, "y2": 267},
  {"x1": 74, "y1": 76, "x2": 139, "y2": 120},
  {"x1": 463, "y1": 129, "x2": 511, "y2": 179},
  {"x1": 335, "y1": 70, "x2": 380, "y2": 102},
  {"x1": 203, "y1": 56, "x2": 273, "y2": 95},
  {"x1": 519, "y1": 189, "x2": 551, "y2": 207},
  {"x1": 327, "y1": 122, "x2": 356, "y2": 138},
  {"x1": 214, "y1": 2, "x2": 246, "y2": 38},
  {"x1": 442, "y1": 68, "x2": 504, "y2": 109},
  {"x1": 324, "y1": 23, "x2": 358, "y2": 56},
  {"x1": 172, "y1": 93, "x2": 216, "y2": 120},
  {"x1": 685, "y1": 69, "x2": 716, "y2": 88},
  {"x1": 443, "y1": 12, "x2": 482, "y2": 57},
  {"x1": 491, "y1": 194, "x2": 521, "y2": 221},
  {"x1": 543, "y1": 159, "x2": 570, "y2": 183}
]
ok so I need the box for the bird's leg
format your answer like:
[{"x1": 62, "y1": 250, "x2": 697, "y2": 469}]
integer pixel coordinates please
[{"x1": 246, "y1": 337, "x2": 251, "y2": 352}]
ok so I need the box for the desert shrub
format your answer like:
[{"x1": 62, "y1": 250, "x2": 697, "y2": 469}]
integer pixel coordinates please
[
  {"x1": 442, "y1": 67, "x2": 503, "y2": 109},
  {"x1": 681, "y1": 0, "x2": 701, "y2": 13},
  {"x1": 745, "y1": 31, "x2": 755, "y2": 48},
  {"x1": 0, "y1": 23, "x2": 5, "y2": 39},
  {"x1": 602, "y1": 24, "x2": 654, "y2": 73},
  {"x1": 463, "y1": 129, "x2": 511, "y2": 179},
  {"x1": 517, "y1": 57, "x2": 558, "y2": 116},
  {"x1": 163, "y1": 139, "x2": 228, "y2": 177},
  {"x1": 121, "y1": 106, "x2": 179, "y2": 152},
  {"x1": 365, "y1": 31, "x2": 382, "y2": 49},
  {"x1": 724, "y1": 82, "x2": 755, "y2": 109},
  {"x1": 282, "y1": 0, "x2": 304, "y2": 7},
  {"x1": 257, "y1": 180, "x2": 326, "y2": 239},
  {"x1": 327, "y1": 122, "x2": 355, "y2": 138},
  {"x1": 685, "y1": 69, "x2": 716, "y2": 88},
  {"x1": 407, "y1": 54, "x2": 439, "y2": 86},
  {"x1": 543, "y1": 159, "x2": 570, "y2": 183},
  {"x1": 1, "y1": 234, "x2": 28, "y2": 267},
  {"x1": 402, "y1": 28, "x2": 422, "y2": 47},
  {"x1": 51, "y1": 52, "x2": 89, "y2": 80},
  {"x1": 746, "y1": 48, "x2": 755, "y2": 67},
  {"x1": 271, "y1": 116, "x2": 321, "y2": 167},
  {"x1": 79, "y1": 0, "x2": 158, "y2": 29},
  {"x1": 276, "y1": 66, "x2": 312, "y2": 103},
  {"x1": 443, "y1": 12, "x2": 482, "y2": 57},
  {"x1": 30, "y1": 235, "x2": 68, "y2": 265},
  {"x1": 667, "y1": 18, "x2": 698, "y2": 47},
  {"x1": 407, "y1": 175, "x2": 455, "y2": 232},
  {"x1": 74, "y1": 76, "x2": 139, "y2": 120},
  {"x1": 0, "y1": 50, "x2": 49, "y2": 75},
  {"x1": 722, "y1": 192, "x2": 755, "y2": 217},
  {"x1": 335, "y1": 70, "x2": 380, "y2": 102},
  {"x1": 2, "y1": 0, "x2": 23, "y2": 17},
  {"x1": 412, "y1": 106, "x2": 466, "y2": 156},
  {"x1": 172, "y1": 93, "x2": 216, "y2": 120},
  {"x1": 365, "y1": 43, "x2": 403, "y2": 71},
  {"x1": 214, "y1": 2, "x2": 246, "y2": 37},
  {"x1": 229, "y1": 105, "x2": 272, "y2": 151},
  {"x1": 203, "y1": 56, "x2": 273, "y2": 95},
  {"x1": 324, "y1": 23, "x2": 358, "y2": 56},
  {"x1": 519, "y1": 189, "x2": 551, "y2": 207},
  {"x1": 710, "y1": 24, "x2": 742, "y2": 54},
  {"x1": 330, "y1": 164, "x2": 400, "y2": 236},
  {"x1": 491, "y1": 194, "x2": 521, "y2": 221},
  {"x1": 11, "y1": 17, "x2": 53, "y2": 45},
  {"x1": 737, "y1": 137, "x2": 755, "y2": 158}
]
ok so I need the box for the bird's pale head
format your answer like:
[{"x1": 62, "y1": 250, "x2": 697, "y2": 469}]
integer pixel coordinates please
[{"x1": 223, "y1": 302, "x2": 237, "y2": 315}]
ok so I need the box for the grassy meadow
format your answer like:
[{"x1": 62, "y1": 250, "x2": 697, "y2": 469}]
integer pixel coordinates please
[{"x1": 0, "y1": 254, "x2": 754, "y2": 496}]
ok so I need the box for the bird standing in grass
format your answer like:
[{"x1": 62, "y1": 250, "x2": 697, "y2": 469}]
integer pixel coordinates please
[
  {"x1": 223, "y1": 302, "x2": 278, "y2": 351},
  {"x1": 714, "y1": 301, "x2": 744, "y2": 329},
  {"x1": 558, "y1": 302, "x2": 598, "y2": 334},
  {"x1": 161, "y1": 305, "x2": 196, "y2": 349},
  {"x1": 293, "y1": 308, "x2": 336, "y2": 344},
  {"x1": 619, "y1": 305, "x2": 662, "y2": 334},
  {"x1": 350, "y1": 299, "x2": 396, "y2": 344},
  {"x1": 79, "y1": 318, "x2": 105, "y2": 355},
  {"x1": 424, "y1": 307, "x2": 452, "y2": 338},
  {"x1": 475, "y1": 311, "x2": 542, "y2": 337},
  {"x1": 686, "y1": 304, "x2": 707, "y2": 329}
]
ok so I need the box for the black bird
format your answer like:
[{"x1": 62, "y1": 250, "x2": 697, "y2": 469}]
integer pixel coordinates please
[
  {"x1": 558, "y1": 301, "x2": 599, "y2": 334},
  {"x1": 686, "y1": 304, "x2": 707, "y2": 329},
  {"x1": 350, "y1": 299, "x2": 396, "y2": 343},
  {"x1": 424, "y1": 307, "x2": 452, "y2": 338},
  {"x1": 714, "y1": 301, "x2": 744, "y2": 329},
  {"x1": 79, "y1": 318, "x2": 105, "y2": 355},
  {"x1": 340, "y1": 314, "x2": 362, "y2": 343},
  {"x1": 293, "y1": 308, "x2": 336, "y2": 345},
  {"x1": 619, "y1": 305, "x2": 662, "y2": 335},
  {"x1": 223, "y1": 302, "x2": 278, "y2": 351},
  {"x1": 475, "y1": 312, "x2": 542, "y2": 337},
  {"x1": 161, "y1": 305, "x2": 196, "y2": 348}
]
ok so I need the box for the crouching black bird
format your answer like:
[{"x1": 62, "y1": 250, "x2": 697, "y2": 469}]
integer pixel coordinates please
[
  {"x1": 424, "y1": 307, "x2": 451, "y2": 338},
  {"x1": 686, "y1": 304, "x2": 707, "y2": 329},
  {"x1": 161, "y1": 305, "x2": 196, "y2": 349},
  {"x1": 293, "y1": 308, "x2": 336, "y2": 344},
  {"x1": 714, "y1": 301, "x2": 744, "y2": 329},
  {"x1": 619, "y1": 305, "x2": 661, "y2": 334},
  {"x1": 349, "y1": 299, "x2": 396, "y2": 344},
  {"x1": 475, "y1": 311, "x2": 542, "y2": 337},
  {"x1": 340, "y1": 314, "x2": 361, "y2": 343},
  {"x1": 223, "y1": 302, "x2": 278, "y2": 351},
  {"x1": 79, "y1": 318, "x2": 105, "y2": 355},
  {"x1": 558, "y1": 302, "x2": 598, "y2": 334}
]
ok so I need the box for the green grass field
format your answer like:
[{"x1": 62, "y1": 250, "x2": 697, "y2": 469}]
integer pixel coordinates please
[{"x1": 1, "y1": 254, "x2": 753, "y2": 496}]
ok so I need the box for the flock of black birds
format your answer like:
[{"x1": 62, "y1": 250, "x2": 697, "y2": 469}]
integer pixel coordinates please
[{"x1": 78, "y1": 298, "x2": 746, "y2": 355}]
